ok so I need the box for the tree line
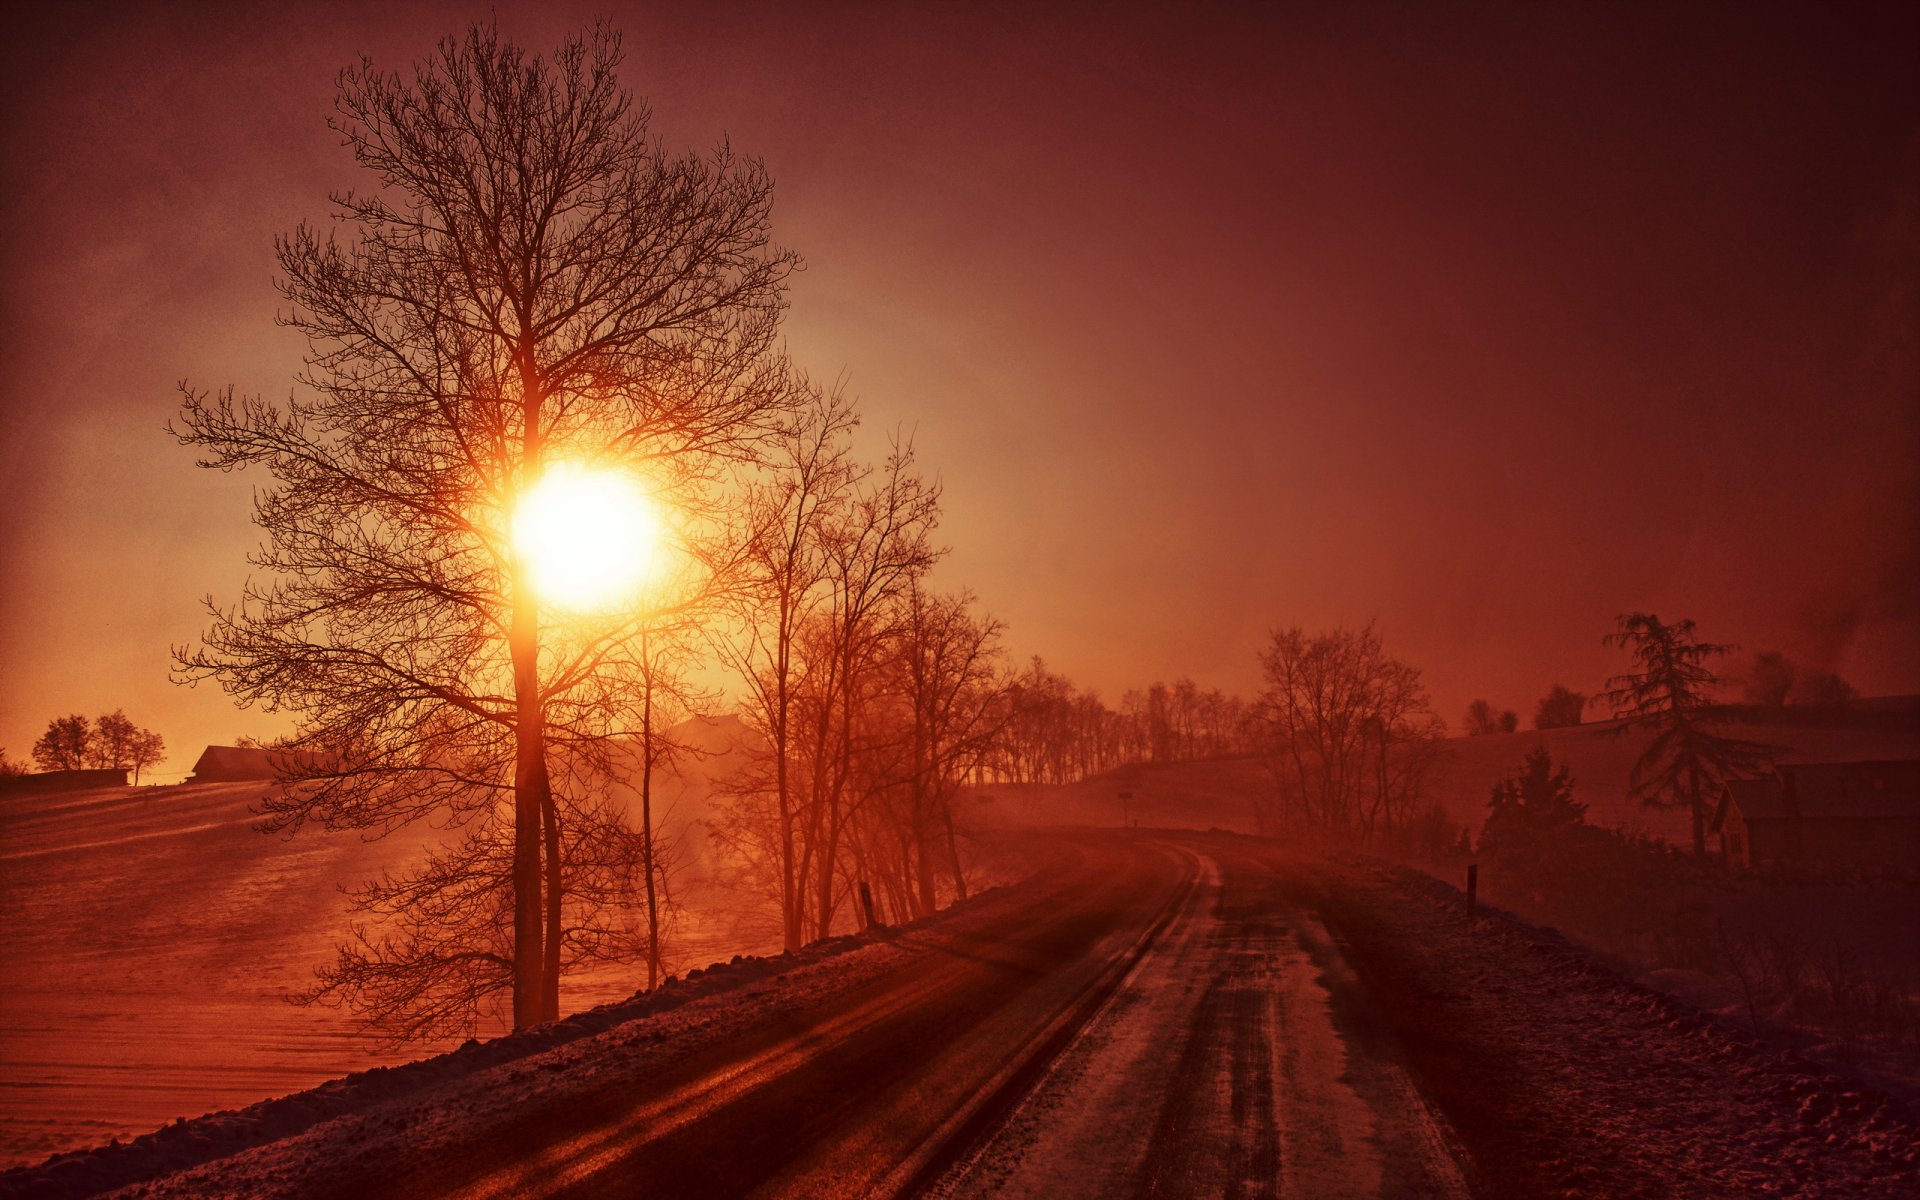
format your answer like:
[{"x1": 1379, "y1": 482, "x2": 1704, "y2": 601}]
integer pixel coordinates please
[
  {"x1": 1252, "y1": 612, "x2": 1794, "y2": 861},
  {"x1": 3, "y1": 711, "x2": 167, "y2": 783},
  {"x1": 1460, "y1": 646, "x2": 1856, "y2": 739}
]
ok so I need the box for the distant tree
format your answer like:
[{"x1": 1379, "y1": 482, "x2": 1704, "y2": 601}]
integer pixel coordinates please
[
  {"x1": 87, "y1": 710, "x2": 167, "y2": 782},
  {"x1": 1790, "y1": 670, "x2": 1857, "y2": 708},
  {"x1": 90, "y1": 710, "x2": 136, "y2": 769},
  {"x1": 0, "y1": 748, "x2": 24, "y2": 780},
  {"x1": 1256, "y1": 623, "x2": 1443, "y2": 839},
  {"x1": 1497, "y1": 709, "x2": 1519, "y2": 733},
  {"x1": 1598, "y1": 613, "x2": 1774, "y2": 857},
  {"x1": 1463, "y1": 699, "x2": 1497, "y2": 736},
  {"x1": 1532, "y1": 685, "x2": 1587, "y2": 730},
  {"x1": 31, "y1": 714, "x2": 93, "y2": 771},
  {"x1": 128, "y1": 729, "x2": 167, "y2": 784},
  {"x1": 1743, "y1": 651, "x2": 1796, "y2": 707},
  {"x1": 1481, "y1": 744, "x2": 1586, "y2": 851}
]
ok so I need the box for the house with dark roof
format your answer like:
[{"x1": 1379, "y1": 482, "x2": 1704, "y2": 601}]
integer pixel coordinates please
[
  {"x1": 1712, "y1": 760, "x2": 1920, "y2": 869},
  {"x1": 186, "y1": 744, "x2": 279, "y2": 783}
]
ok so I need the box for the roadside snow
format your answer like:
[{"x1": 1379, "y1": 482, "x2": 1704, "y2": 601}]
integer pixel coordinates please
[{"x1": 1291, "y1": 851, "x2": 1920, "y2": 1198}]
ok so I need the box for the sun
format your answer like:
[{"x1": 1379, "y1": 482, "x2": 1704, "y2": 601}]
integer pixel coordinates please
[{"x1": 511, "y1": 462, "x2": 662, "y2": 612}]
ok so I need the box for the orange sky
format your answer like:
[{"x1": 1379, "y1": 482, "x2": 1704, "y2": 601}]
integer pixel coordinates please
[{"x1": 2, "y1": 2, "x2": 1916, "y2": 780}]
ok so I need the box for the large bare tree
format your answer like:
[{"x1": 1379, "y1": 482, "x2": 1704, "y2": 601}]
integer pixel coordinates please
[{"x1": 172, "y1": 21, "x2": 797, "y2": 1031}]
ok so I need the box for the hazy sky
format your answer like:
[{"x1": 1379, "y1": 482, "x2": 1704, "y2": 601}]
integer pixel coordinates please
[{"x1": 2, "y1": 1, "x2": 1915, "y2": 779}]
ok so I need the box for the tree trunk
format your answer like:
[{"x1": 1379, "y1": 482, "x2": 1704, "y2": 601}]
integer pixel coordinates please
[
  {"x1": 942, "y1": 799, "x2": 968, "y2": 902},
  {"x1": 914, "y1": 811, "x2": 939, "y2": 917},
  {"x1": 509, "y1": 591, "x2": 549, "y2": 1031},
  {"x1": 511, "y1": 366, "x2": 549, "y2": 1030},
  {"x1": 541, "y1": 789, "x2": 562, "y2": 1021},
  {"x1": 641, "y1": 650, "x2": 661, "y2": 990}
]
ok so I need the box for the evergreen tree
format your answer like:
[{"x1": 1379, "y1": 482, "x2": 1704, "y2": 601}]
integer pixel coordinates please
[
  {"x1": 1598, "y1": 613, "x2": 1773, "y2": 856},
  {"x1": 1482, "y1": 744, "x2": 1585, "y2": 851}
]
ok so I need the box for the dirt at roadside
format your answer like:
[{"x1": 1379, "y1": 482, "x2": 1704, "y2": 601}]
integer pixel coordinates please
[{"x1": 1270, "y1": 846, "x2": 1920, "y2": 1199}]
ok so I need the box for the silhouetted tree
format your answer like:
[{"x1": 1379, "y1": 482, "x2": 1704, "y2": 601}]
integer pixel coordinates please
[
  {"x1": 1598, "y1": 613, "x2": 1774, "y2": 857},
  {"x1": 890, "y1": 582, "x2": 1006, "y2": 915},
  {"x1": 1532, "y1": 685, "x2": 1587, "y2": 729},
  {"x1": 171, "y1": 21, "x2": 798, "y2": 1032},
  {"x1": 87, "y1": 710, "x2": 165, "y2": 780},
  {"x1": 0, "y1": 748, "x2": 24, "y2": 780},
  {"x1": 1497, "y1": 708, "x2": 1519, "y2": 733},
  {"x1": 31, "y1": 714, "x2": 93, "y2": 771},
  {"x1": 1482, "y1": 745, "x2": 1585, "y2": 850},
  {"x1": 1255, "y1": 623, "x2": 1442, "y2": 839},
  {"x1": 713, "y1": 389, "x2": 859, "y2": 951},
  {"x1": 127, "y1": 729, "x2": 166, "y2": 784},
  {"x1": 1464, "y1": 699, "x2": 1499, "y2": 736}
]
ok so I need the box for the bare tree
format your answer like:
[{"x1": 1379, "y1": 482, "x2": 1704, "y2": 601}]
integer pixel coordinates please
[
  {"x1": 171, "y1": 21, "x2": 797, "y2": 1032},
  {"x1": 712, "y1": 388, "x2": 857, "y2": 950},
  {"x1": 128, "y1": 729, "x2": 167, "y2": 784},
  {"x1": 1598, "y1": 613, "x2": 1774, "y2": 857},
  {"x1": 713, "y1": 402, "x2": 944, "y2": 946},
  {"x1": 890, "y1": 582, "x2": 1006, "y2": 914},
  {"x1": 31, "y1": 715, "x2": 93, "y2": 772},
  {"x1": 87, "y1": 710, "x2": 163, "y2": 779},
  {"x1": 1254, "y1": 624, "x2": 1440, "y2": 839}
]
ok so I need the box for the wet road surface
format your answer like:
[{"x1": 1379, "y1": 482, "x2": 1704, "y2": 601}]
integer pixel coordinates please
[{"x1": 368, "y1": 830, "x2": 1471, "y2": 1199}]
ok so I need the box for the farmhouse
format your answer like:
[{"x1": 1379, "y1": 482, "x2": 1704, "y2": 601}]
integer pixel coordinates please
[
  {"x1": 186, "y1": 744, "x2": 279, "y2": 783},
  {"x1": 1713, "y1": 760, "x2": 1920, "y2": 870}
]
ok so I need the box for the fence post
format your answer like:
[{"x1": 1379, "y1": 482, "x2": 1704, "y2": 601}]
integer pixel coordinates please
[{"x1": 1466, "y1": 863, "x2": 1479, "y2": 910}]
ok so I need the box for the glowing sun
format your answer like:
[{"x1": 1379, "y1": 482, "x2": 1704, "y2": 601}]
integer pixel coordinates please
[{"x1": 512, "y1": 462, "x2": 661, "y2": 611}]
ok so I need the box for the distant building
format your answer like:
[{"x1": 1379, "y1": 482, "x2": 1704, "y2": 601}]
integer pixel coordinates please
[
  {"x1": 1713, "y1": 760, "x2": 1920, "y2": 870},
  {"x1": 0, "y1": 768, "x2": 129, "y2": 794},
  {"x1": 187, "y1": 744, "x2": 280, "y2": 784}
]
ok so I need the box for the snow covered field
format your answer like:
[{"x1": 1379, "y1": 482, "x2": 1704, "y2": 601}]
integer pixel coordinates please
[{"x1": 0, "y1": 781, "x2": 751, "y2": 1169}]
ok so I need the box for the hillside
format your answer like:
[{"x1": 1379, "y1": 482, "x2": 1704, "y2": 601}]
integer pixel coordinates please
[{"x1": 0, "y1": 782, "x2": 436, "y2": 1166}]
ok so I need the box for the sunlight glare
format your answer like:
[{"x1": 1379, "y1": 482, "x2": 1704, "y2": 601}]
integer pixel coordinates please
[{"x1": 512, "y1": 462, "x2": 661, "y2": 611}]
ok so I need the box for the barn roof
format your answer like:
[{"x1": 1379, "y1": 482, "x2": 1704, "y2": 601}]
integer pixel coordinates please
[
  {"x1": 1715, "y1": 760, "x2": 1920, "y2": 829},
  {"x1": 188, "y1": 744, "x2": 279, "y2": 779}
]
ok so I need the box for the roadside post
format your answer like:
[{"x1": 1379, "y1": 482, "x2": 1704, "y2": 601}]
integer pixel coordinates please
[{"x1": 1119, "y1": 790, "x2": 1133, "y2": 828}]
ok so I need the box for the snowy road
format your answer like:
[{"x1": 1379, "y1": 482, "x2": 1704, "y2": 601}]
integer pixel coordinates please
[
  {"x1": 267, "y1": 832, "x2": 1473, "y2": 1199},
  {"x1": 931, "y1": 842, "x2": 1471, "y2": 1200}
]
